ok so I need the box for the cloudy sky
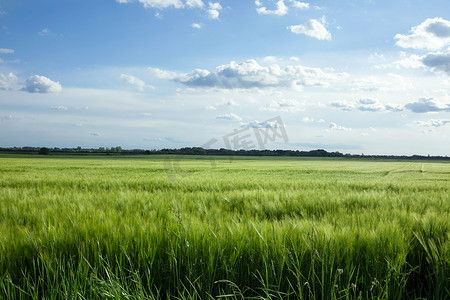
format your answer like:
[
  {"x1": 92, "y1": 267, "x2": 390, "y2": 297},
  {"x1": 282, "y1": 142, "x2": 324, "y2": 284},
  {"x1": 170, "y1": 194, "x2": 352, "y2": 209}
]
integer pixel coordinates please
[{"x1": 1, "y1": 0, "x2": 450, "y2": 155}]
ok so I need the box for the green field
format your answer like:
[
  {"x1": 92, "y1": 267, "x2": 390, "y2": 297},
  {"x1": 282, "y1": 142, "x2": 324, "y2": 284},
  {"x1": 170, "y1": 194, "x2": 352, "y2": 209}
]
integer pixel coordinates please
[{"x1": 0, "y1": 154, "x2": 449, "y2": 299}]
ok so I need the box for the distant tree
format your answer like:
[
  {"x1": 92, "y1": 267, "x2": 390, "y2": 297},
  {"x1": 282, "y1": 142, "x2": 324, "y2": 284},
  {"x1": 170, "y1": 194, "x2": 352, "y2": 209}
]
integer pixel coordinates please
[{"x1": 38, "y1": 147, "x2": 50, "y2": 155}]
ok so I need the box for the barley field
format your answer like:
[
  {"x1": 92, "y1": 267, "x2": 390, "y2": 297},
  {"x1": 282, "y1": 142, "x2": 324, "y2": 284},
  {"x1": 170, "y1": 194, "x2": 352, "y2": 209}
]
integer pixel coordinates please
[{"x1": 0, "y1": 154, "x2": 449, "y2": 299}]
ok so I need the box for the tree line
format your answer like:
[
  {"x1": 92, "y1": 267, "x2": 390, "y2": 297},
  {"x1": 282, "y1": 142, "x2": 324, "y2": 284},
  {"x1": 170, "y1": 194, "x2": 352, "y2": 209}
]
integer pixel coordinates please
[{"x1": 0, "y1": 146, "x2": 448, "y2": 160}]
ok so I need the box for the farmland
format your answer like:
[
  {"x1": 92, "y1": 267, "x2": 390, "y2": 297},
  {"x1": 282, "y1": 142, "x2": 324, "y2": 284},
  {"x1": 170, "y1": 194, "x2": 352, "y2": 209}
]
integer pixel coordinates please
[{"x1": 0, "y1": 154, "x2": 449, "y2": 299}]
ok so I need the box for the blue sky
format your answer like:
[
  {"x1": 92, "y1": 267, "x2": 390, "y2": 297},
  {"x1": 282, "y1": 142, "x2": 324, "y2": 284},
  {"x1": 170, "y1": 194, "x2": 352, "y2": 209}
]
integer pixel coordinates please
[{"x1": 1, "y1": 0, "x2": 450, "y2": 155}]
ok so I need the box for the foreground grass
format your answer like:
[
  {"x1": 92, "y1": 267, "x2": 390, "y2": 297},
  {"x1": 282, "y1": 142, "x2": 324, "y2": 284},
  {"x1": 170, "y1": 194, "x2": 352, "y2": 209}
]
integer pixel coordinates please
[{"x1": 0, "y1": 155, "x2": 449, "y2": 299}]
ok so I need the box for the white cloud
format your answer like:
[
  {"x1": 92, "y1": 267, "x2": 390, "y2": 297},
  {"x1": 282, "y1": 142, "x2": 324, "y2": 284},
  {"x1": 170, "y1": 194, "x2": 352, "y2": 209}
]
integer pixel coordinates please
[
  {"x1": 0, "y1": 72, "x2": 19, "y2": 90},
  {"x1": 241, "y1": 120, "x2": 281, "y2": 128},
  {"x1": 394, "y1": 17, "x2": 450, "y2": 50},
  {"x1": 191, "y1": 23, "x2": 202, "y2": 29},
  {"x1": 368, "y1": 52, "x2": 385, "y2": 63},
  {"x1": 404, "y1": 98, "x2": 450, "y2": 113},
  {"x1": 39, "y1": 28, "x2": 49, "y2": 36},
  {"x1": 376, "y1": 52, "x2": 424, "y2": 69},
  {"x1": 329, "y1": 100, "x2": 354, "y2": 111},
  {"x1": 203, "y1": 100, "x2": 238, "y2": 112},
  {"x1": 116, "y1": 0, "x2": 209, "y2": 10},
  {"x1": 256, "y1": 0, "x2": 288, "y2": 16},
  {"x1": 262, "y1": 99, "x2": 303, "y2": 112},
  {"x1": 356, "y1": 98, "x2": 386, "y2": 112},
  {"x1": 208, "y1": 2, "x2": 221, "y2": 9},
  {"x1": 207, "y1": 2, "x2": 222, "y2": 19},
  {"x1": 302, "y1": 116, "x2": 314, "y2": 122},
  {"x1": 186, "y1": 0, "x2": 204, "y2": 8},
  {"x1": 148, "y1": 67, "x2": 179, "y2": 80},
  {"x1": 207, "y1": 9, "x2": 219, "y2": 19},
  {"x1": 384, "y1": 103, "x2": 404, "y2": 112},
  {"x1": 120, "y1": 74, "x2": 154, "y2": 91},
  {"x1": 329, "y1": 122, "x2": 351, "y2": 131},
  {"x1": 414, "y1": 119, "x2": 450, "y2": 127},
  {"x1": 289, "y1": 0, "x2": 309, "y2": 9},
  {"x1": 149, "y1": 59, "x2": 349, "y2": 90},
  {"x1": 262, "y1": 56, "x2": 278, "y2": 63},
  {"x1": 329, "y1": 99, "x2": 404, "y2": 112},
  {"x1": 51, "y1": 105, "x2": 69, "y2": 111},
  {"x1": 119, "y1": 0, "x2": 184, "y2": 9},
  {"x1": 0, "y1": 48, "x2": 14, "y2": 54},
  {"x1": 22, "y1": 75, "x2": 62, "y2": 94},
  {"x1": 393, "y1": 53, "x2": 424, "y2": 69},
  {"x1": 349, "y1": 73, "x2": 414, "y2": 92},
  {"x1": 287, "y1": 18, "x2": 331, "y2": 40},
  {"x1": 116, "y1": 0, "x2": 220, "y2": 21},
  {"x1": 216, "y1": 113, "x2": 242, "y2": 121},
  {"x1": 422, "y1": 48, "x2": 450, "y2": 75}
]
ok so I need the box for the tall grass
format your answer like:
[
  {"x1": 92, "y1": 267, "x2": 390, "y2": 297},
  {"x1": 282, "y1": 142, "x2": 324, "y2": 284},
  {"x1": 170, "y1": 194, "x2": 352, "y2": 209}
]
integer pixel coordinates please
[{"x1": 0, "y1": 155, "x2": 448, "y2": 299}]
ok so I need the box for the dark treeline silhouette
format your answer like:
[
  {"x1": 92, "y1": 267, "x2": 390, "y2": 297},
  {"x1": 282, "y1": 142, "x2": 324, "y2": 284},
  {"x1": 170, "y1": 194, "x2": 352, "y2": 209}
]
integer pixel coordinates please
[{"x1": 0, "y1": 146, "x2": 448, "y2": 160}]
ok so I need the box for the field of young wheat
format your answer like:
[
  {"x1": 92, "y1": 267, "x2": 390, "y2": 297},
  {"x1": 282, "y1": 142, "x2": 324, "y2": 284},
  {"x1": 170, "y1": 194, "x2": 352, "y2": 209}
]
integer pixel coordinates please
[{"x1": 0, "y1": 154, "x2": 448, "y2": 299}]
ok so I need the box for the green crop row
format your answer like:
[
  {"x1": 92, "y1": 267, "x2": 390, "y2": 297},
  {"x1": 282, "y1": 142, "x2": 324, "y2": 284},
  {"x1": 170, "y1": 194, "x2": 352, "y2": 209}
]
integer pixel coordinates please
[{"x1": 0, "y1": 155, "x2": 448, "y2": 299}]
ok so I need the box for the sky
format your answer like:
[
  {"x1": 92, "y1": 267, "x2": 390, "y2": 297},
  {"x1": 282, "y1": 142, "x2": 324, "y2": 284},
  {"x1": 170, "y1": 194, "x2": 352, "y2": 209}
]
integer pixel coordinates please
[{"x1": 1, "y1": 0, "x2": 450, "y2": 155}]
